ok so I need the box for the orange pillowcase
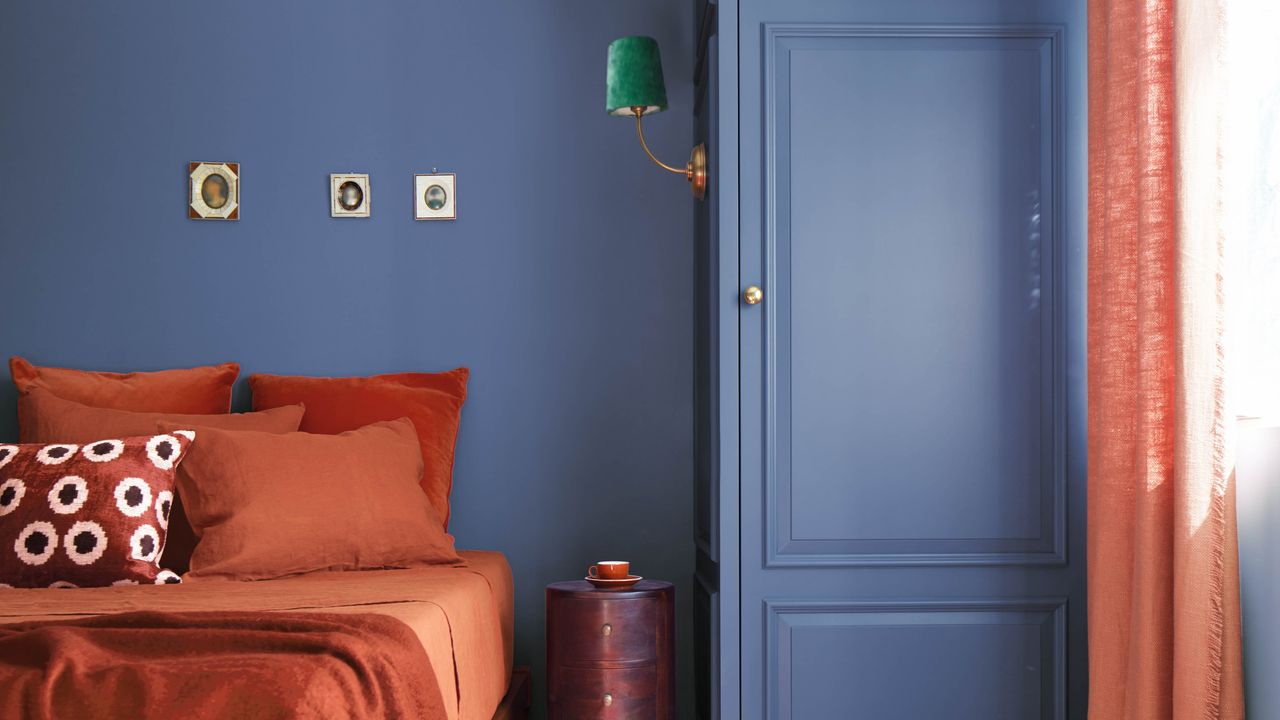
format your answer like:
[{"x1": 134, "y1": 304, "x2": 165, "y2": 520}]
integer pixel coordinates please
[
  {"x1": 249, "y1": 369, "x2": 468, "y2": 528},
  {"x1": 358, "y1": 369, "x2": 469, "y2": 396},
  {"x1": 11, "y1": 357, "x2": 239, "y2": 443},
  {"x1": 18, "y1": 387, "x2": 306, "y2": 574},
  {"x1": 19, "y1": 387, "x2": 303, "y2": 443},
  {"x1": 165, "y1": 419, "x2": 461, "y2": 581}
]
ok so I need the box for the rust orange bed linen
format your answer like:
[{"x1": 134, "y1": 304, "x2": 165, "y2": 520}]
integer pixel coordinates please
[
  {"x1": 0, "y1": 611, "x2": 447, "y2": 720},
  {"x1": 0, "y1": 550, "x2": 514, "y2": 720}
]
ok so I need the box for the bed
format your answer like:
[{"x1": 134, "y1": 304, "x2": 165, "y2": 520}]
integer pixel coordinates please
[
  {"x1": 0, "y1": 550, "x2": 527, "y2": 720},
  {"x1": 1, "y1": 360, "x2": 527, "y2": 718}
]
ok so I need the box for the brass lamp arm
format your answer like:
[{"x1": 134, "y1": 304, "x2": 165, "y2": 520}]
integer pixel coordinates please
[
  {"x1": 633, "y1": 108, "x2": 688, "y2": 175},
  {"x1": 628, "y1": 106, "x2": 709, "y2": 200},
  {"x1": 632, "y1": 107, "x2": 686, "y2": 175}
]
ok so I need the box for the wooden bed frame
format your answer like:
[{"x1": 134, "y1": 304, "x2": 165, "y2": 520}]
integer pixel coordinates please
[{"x1": 491, "y1": 666, "x2": 531, "y2": 720}]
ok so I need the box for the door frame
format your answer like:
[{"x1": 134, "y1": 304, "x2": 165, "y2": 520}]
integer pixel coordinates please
[{"x1": 711, "y1": 1, "x2": 742, "y2": 719}]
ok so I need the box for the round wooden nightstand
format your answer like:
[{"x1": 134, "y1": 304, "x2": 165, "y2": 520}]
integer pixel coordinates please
[{"x1": 545, "y1": 580, "x2": 675, "y2": 719}]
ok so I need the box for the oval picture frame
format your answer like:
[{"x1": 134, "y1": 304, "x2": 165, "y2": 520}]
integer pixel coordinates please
[
  {"x1": 330, "y1": 173, "x2": 371, "y2": 218},
  {"x1": 188, "y1": 162, "x2": 240, "y2": 220},
  {"x1": 414, "y1": 172, "x2": 456, "y2": 221}
]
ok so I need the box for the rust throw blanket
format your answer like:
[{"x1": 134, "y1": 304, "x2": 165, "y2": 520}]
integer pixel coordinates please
[{"x1": 0, "y1": 611, "x2": 447, "y2": 720}]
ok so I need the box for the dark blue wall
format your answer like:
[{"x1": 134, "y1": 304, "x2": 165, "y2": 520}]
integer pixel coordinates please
[{"x1": 0, "y1": 3, "x2": 695, "y2": 716}]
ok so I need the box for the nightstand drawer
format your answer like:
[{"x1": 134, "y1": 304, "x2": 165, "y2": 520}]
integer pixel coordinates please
[
  {"x1": 548, "y1": 664, "x2": 657, "y2": 719},
  {"x1": 551, "y1": 597, "x2": 658, "y2": 664},
  {"x1": 546, "y1": 580, "x2": 675, "y2": 719}
]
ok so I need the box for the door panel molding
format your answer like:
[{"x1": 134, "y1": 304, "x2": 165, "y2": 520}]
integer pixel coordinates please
[
  {"x1": 761, "y1": 23, "x2": 1068, "y2": 568},
  {"x1": 764, "y1": 598, "x2": 1067, "y2": 720}
]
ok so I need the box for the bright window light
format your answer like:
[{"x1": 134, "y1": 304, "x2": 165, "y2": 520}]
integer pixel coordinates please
[{"x1": 1224, "y1": 2, "x2": 1280, "y2": 421}]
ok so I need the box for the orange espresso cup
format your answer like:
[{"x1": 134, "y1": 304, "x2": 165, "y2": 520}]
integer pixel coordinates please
[{"x1": 588, "y1": 561, "x2": 630, "y2": 580}]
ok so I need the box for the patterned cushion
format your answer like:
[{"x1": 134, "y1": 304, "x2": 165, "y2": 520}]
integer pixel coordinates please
[{"x1": 0, "y1": 432, "x2": 193, "y2": 588}]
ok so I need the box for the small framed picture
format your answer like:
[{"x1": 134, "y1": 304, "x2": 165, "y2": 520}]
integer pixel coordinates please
[
  {"x1": 414, "y1": 172, "x2": 456, "y2": 221},
  {"x1": 331, "y1": 173, "x2": 371, "y2": 217},
  {"x1": 189, "y1": 162, "x2": 239, "y2": 220}
]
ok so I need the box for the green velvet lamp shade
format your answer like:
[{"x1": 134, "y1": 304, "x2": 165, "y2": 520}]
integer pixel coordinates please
[{"x1": 606, "y1": 36, "x2": 669, "y2": 116}]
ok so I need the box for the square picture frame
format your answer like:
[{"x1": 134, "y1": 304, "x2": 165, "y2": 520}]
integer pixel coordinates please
[
  {"x1": 414, "y1": 172, "x2": 456, "y2": 221},
  {"x1": 331, "y1": 173, "x2": 371, "y2": 218},
  {"x1": 189, "y1": 162, "x2": 239, "y2": 220}
]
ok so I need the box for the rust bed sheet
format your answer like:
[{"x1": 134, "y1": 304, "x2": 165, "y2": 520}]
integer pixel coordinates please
[{"x1": 0, "y1": 550, "x2": 514, "y2": 720}]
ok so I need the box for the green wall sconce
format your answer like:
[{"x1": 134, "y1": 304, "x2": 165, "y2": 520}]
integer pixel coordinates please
[{"x1": 606, "y1": 36, "x2": 708, "y2": 200}]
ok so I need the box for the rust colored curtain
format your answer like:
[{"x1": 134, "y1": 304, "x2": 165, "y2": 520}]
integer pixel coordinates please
[{"x1": 1088, "y1": 0, "x2": 1245, "y2": 718}]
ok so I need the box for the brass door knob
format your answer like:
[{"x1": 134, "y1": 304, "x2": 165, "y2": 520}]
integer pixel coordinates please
[
  {"x1": 603, "y1": 693, "x2": 614, "y2": 707},
  {"x1": 743, "y1": 286, "x2": 764, "y2": 305},
  {"x1": 601, "y1": 623, "x2": 613, "y2": 636}
]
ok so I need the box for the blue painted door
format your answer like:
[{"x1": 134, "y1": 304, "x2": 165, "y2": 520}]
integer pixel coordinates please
[{"x1": 735, "y1": 1, "x2": 1086, "y2": 718}]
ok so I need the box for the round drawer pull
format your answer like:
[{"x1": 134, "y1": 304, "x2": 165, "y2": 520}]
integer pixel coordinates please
[
  {"x1": 603, "y1": 693, "x2": 613, "y2": 707},
  {"x1": 601, "y1": 623, "x2": 613, "y2": 637}
]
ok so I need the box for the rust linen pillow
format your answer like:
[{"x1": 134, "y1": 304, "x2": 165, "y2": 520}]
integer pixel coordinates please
[
  {"x1": 249, "y1": 369, "x2": 468, "y2": 529},
  {"x1": 167, "y1": 419, "x2": 462, "y2": 581},
  {"x1": 20, "y1": 387, "x2": 303, "y2": 444},
  {"x1": 360, "y1": 368, "x2": 469, "y2": 396},
  {"x1": 19, "y1": 387, "x2": 306, "y2": 574},
  {"x1": 0, "y1": 432, "x2": 193, "y2": 588},
  {"x1": 11, "y1": 357, "x2": 239, "y2": 442}
]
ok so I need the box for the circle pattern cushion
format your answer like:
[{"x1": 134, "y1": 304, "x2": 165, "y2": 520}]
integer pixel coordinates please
[{"x1": 0, "y1": 432, "x2": 193, "y2": 588}]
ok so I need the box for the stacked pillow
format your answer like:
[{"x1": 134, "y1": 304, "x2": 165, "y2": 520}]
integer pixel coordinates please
[
  {"x1": 11, "y1": 357, "x2": 239, "y2": 443},
  {"x1": 1, "y1": 357, "x2": 469, "y2": 587},
  {"x1": 250, "y1": 368, "x2": 469, "y2": 528},
  {"x1": 166, "y1": 419, "x2": 461, "y2": 580},
  {"x1": 20, "y1": 388, "x2": 306, "y2": 573}
]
